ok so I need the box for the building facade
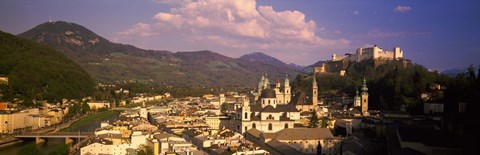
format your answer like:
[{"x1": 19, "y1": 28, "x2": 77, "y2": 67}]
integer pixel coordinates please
[{"x1": 235, "y1": 76, "x2": 301, "y2": 134}]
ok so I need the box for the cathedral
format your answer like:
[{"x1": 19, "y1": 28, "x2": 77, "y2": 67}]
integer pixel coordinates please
[
  {"x1": 256, "y1": 74, "x2": 291, "y2": 104},
  {"x1": 234, "y1": 73, "x2": 322, "y2": 134},
  {"x1": 234, "y1": 74, "x2": 300, "y2": 134}
]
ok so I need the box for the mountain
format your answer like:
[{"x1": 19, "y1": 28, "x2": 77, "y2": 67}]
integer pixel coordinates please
[
  {"x1": 0, "y1": 30, "x2": 95, "y2": 103},
  {"x1": 239, "y1": 52, "x2": 287, "y2": 67},
  {"x1": 287, "y1": 63, "x2": 304, "y2": 70},
  {"x1": 441, "y1": 67, "x2": 468, "y2": 77},
  {"x1": 19, "y1": 21, "x2": 302, "y2": 88},
  {"x1": 239, "y1": 52, "x2": 303, "y2": 71}
]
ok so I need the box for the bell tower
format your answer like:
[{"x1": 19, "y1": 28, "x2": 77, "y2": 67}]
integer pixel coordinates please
[
  {"x1": 284, "y1": 73, "x2": 291, "y2": 103},
  {"x1": 361, "y1": 78, "x2": 369, "y2": 115},
  {"x1": 312, "y1": 73, "x2": 318, "y2": 106}
]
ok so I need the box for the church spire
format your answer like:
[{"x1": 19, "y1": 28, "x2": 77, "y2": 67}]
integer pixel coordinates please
[
  {"x1": 284, "y1": 72, "x2": 289, "y2": 83},
  {"x1": 264, "y1": 73, "x2": 269, "y2": 85},
  {"x1": 361, "y1": 78, "x2": 368, "y2": 92},
  {"x1": 312, "y1": 72, "x2": 318, "y2": 106}
]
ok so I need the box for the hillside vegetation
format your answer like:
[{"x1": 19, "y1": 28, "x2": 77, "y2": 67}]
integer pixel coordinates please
[
  {"x1": 292, "y1": 60, "x2": 462, "y2": 113},
  {"x1": 0, "y1": 31, "x2": 95, "y2": 105}
]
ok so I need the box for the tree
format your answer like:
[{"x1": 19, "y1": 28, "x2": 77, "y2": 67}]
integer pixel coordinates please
[
  {"x1": 17, "y1": 143, "x2": 43, "y2": 155},
  {"x1": 136, "y1": 144, "x2": 153, "y2": 155},
  {"x1": 81, "y1": 102, "x2": 90, "y2": 114},
  {"x1": 321, "y1": 117, "x2": 328, "y2": 128},
  {"x1": 308, "y1": 110, "x2": 319, "y2": 128},
  {"x1": 467, "y1": 65, "x2": 476, "y2": 80},
  {"x1": 221, "y1": 102, "x2": 228, "y2": 113},
  {"x1": 477, "y1": 65, "x2": 480, "y2": 80}
]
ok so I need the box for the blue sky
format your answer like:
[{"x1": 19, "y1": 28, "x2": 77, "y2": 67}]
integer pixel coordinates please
[{"x1": 1, "y1": 0, "x2": 479, "y2": 70}]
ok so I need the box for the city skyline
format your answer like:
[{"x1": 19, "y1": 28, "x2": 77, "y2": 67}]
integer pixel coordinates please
[{"x1": 1, "y1": 0, "x2": 479, "y2": 70}]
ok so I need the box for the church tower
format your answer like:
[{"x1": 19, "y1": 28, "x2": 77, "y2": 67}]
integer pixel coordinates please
[
  {"x1": 241, "y1": 101, "x2": 251, "y2": 121},
  {"x1": 263, "y1": 74, "x2": 270, "y2": 89},
  {"x1": 312, "y1": 73, "x2": 318, "y2": 106},
  {"x1": 284, "y1": 73, "x2": 291, "y2": 104},
  {"x1": 361, "y1": 78, "x2": 369, "y2": 115},
  {"x1": 257, "y1": 75, "x2": 265, "y2": 93},
  {"x1": 354, "y1": 90, "x2": 361, "y2": 107}
]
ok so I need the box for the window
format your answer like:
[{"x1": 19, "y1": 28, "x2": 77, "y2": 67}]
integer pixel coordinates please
[
  {"x1": 268, "y1": 100, "x2": 270, "y2": 104},
  {"x1": 252, "y1": 123, "x2": 256, "y2": 128},
  {"x1": 268, "y1": 123, "x2": 272, "y2": 130},
  {"x1": 244, "y1": 112, "x2": 248, "y2": 119},
  {"x1": 284, "y1": 123, "x2": 289, "y2": 129},
  {"x1": 267, "y1": 114, "x2": 274, "y2": 120},
  {"x1": 245, "y1": 126, "x2": 247, "y2": 131}
]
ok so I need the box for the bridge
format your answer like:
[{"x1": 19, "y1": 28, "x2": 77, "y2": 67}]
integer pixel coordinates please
[
  {"x1": 15, "y1": 132, "x2": 94, "y2": 144},
  {"x1": 111, "y1": 107, "x2": 130, "y2": 111}
]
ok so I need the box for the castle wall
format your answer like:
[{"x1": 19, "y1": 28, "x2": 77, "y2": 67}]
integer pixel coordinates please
[{"x1": 376, "y1": 51, "x2": 394, "y2": 60}]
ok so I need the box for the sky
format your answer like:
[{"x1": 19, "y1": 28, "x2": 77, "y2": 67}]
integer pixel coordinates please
[{"x1": 1, "y1": 0, "x2": 479, "y2": 70}]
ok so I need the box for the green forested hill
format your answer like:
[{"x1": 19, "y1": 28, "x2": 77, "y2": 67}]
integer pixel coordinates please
[
  {"x1": 291, "y1": 60, "x2": 453, "y2": 113},
  {"x1": 0, "y1": 31, "x2": 95, "y2": 105}
]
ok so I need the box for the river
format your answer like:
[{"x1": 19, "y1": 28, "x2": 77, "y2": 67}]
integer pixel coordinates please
[{"x1": 0, "y1": 112, "x2": 119, "y2": 155}]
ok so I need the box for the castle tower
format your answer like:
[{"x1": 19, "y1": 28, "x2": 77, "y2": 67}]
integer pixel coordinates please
[
  {"x1": 356, "y1": 48, "x2": 363, "y2": 62},
  {"x1": 361, "y1": 78, "x2": 369, "y2": 115},
  {"x1": 393, "y1": 47, "x2": 403, "y2": 60},
  {"x1": 284, "y1": 73, "x2": 291, "y2": 104},
  {"x1": 312, "y1": 73, "x2": 318, "y2": 106}
]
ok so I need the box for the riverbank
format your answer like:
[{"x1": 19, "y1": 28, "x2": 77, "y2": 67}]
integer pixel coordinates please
[
  {"x1": 0, "y1": 137, "x2": 22, "y2": 148},
  {"x1": 61, "y1": 110, "x2": 119, "y2": 132}
]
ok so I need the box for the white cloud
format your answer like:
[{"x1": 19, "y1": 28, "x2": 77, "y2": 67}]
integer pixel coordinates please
[
  {"x1": 114, "y1": 23, "x2": 157, "y2": 38},
  {"x1": 115, "y1": 0, "x2": 350, "y2": 65},
  {"x1": 394, "y1": 5, "x2": 411, "y2": 13}
]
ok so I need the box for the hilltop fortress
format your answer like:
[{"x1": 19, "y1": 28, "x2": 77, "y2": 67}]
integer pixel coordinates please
[
  {"x1": 315, "y1": 45, "x2": 410, "y2": 76},
  {"x1": 332, "y1": 45, "x2": 403, "y2": 62}
]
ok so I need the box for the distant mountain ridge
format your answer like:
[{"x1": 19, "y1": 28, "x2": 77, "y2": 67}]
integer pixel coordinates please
[
  {"x1": 18, "y1": 21, "x2": 303, "y2": 87},
  {"x1": 239, "y1": 52, "x2": 303, "y2": 70},
  {"x1": 440, "y1": 66, "x2": 477, "y2": 77}
]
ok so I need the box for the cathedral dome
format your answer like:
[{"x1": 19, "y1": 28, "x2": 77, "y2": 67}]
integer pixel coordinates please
[{"x1": 260, "y1": 88, "x2": 276, "y2": 98}]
